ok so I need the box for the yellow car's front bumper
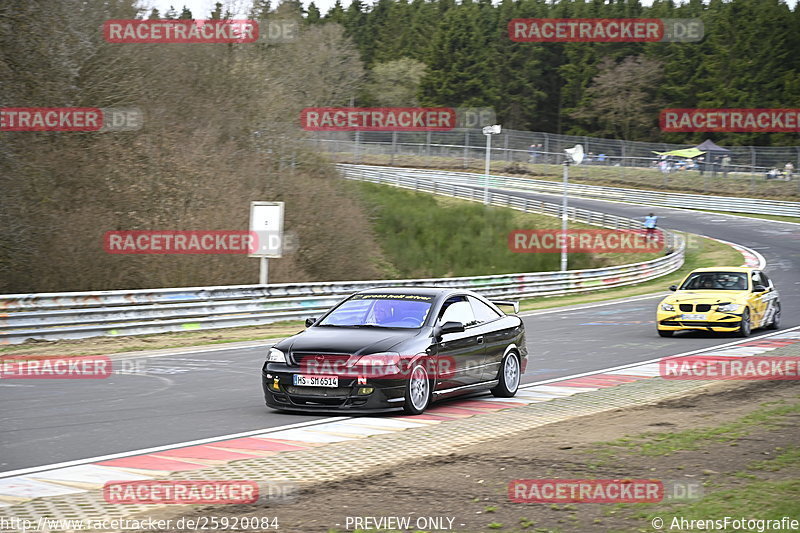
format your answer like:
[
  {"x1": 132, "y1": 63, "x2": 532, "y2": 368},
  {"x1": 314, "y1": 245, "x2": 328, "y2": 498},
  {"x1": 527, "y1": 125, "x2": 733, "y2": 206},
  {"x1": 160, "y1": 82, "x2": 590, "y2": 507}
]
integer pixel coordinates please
[{"x1": 656, "y1": 310, "x2": 743, "y2": 332}]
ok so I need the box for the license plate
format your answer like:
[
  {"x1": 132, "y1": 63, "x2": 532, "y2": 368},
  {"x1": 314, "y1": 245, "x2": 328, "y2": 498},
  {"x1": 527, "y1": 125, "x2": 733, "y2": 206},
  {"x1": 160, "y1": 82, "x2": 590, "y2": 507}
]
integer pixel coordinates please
[
  {"x1": 293, "y1": 375, "x2": 338, "y2": 387},
  {"x1": 681, "y1": 313, "x2": 706, "y2": 321}
]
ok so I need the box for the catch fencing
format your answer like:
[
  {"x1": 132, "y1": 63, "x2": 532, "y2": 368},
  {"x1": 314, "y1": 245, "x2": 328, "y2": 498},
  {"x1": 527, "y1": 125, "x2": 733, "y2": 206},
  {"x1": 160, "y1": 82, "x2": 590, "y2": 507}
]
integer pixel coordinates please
[{"x1": 310, "y1": 128, "x2": 800, "y2": 198}]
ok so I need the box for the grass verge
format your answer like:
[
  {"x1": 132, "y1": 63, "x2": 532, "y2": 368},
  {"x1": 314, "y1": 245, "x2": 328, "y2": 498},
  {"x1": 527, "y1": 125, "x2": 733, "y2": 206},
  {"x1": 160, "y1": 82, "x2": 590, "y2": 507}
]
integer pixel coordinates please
[
  {"x1": 351, "y1": 181, "x2": 658, "y2": 279},
  {"x1": 517, "y1": 232, "x2": 742, "y2": 312},
  {"x1": 596, "y1": 401, "x2": 800, "y2": 457}
]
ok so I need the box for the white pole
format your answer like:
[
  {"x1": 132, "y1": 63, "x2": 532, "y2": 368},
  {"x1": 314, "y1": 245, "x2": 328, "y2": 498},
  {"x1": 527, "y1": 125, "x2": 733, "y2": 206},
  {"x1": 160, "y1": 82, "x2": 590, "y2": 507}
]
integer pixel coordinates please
[
  {"x1": 484, "y1": 133, "x2": 491, "y2": 205},
  {"x1": 561, "y1": 161, "x2": 569, "y2": 271},
  {"x1": 260, "y1": 257, "x2": 269, "y2": 284}
]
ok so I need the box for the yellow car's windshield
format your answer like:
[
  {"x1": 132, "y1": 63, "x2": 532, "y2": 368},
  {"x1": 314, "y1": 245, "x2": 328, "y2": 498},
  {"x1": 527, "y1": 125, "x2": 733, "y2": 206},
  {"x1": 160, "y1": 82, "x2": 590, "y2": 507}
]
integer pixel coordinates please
[{"x1": 679, "y1": 272, "x2": 748, "y2": 291}]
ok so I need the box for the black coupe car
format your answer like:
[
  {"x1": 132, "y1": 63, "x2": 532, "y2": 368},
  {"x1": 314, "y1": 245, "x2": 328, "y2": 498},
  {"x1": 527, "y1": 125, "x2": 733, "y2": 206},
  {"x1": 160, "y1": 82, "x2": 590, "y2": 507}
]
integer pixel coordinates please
[{"x1": 262, "y1": 287, "x2": 527, "y2": 415}]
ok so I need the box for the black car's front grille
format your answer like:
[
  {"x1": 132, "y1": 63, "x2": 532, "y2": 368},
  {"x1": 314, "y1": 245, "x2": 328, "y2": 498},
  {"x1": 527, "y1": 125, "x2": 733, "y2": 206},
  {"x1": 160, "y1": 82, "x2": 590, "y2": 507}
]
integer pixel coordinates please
[
  {"x1": 679, "y1": 304, "x2": 694, "y2": 312},
  {"x1": 291, "y1": 352, "x2": 353, "y2": 367},
  {"x1": 285, "y1": 386, "x2": 351, "y2": 398}
]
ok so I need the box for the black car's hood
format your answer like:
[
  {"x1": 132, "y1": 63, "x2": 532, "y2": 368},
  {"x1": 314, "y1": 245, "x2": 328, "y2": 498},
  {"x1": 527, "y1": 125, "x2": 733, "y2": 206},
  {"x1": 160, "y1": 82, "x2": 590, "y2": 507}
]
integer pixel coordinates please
[{"x1": 275, "y1": 326, "x2": 425, "y2": 356}]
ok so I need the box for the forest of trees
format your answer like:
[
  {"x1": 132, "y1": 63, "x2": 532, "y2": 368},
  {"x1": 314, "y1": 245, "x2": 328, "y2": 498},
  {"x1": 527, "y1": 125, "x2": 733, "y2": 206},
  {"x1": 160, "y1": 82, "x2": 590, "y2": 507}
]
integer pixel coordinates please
[
  {"x1": 0, "y1": 0, "x2": 383, "y2": 292},
  {"x1": 1, "y1": 0, "x2": 798, "y2": 292},
  {"x1": 299, "y1": 0, "x2": 799, "y2": 146}
]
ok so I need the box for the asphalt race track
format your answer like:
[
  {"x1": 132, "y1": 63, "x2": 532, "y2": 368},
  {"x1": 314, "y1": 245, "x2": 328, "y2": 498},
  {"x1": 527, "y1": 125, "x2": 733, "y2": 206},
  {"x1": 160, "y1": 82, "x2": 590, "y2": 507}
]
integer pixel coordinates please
[{"x1": 2, "y1": 185, "x2": 798, "y2": 473}]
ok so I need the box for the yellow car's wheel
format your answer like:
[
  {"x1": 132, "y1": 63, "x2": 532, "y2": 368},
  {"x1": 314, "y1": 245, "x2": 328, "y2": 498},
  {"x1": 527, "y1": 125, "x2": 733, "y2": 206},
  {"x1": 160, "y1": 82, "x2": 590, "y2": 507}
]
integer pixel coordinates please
[
  {"x1": 765, "y1": 304, "x2": 781, "y2": 330},
  {"x1": 735, "y1": 308, "x2": 751, "y2": 337},
  {"x1": 658, "y1": 329, "x2": 673, "y2": 337}
]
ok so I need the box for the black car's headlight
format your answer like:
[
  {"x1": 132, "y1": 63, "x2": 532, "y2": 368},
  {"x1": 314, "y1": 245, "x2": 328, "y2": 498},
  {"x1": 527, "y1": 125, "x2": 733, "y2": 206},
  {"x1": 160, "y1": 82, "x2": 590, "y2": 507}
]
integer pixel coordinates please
[{"x1": 267, "y1": 347, "x2": 287, "y2": 363}]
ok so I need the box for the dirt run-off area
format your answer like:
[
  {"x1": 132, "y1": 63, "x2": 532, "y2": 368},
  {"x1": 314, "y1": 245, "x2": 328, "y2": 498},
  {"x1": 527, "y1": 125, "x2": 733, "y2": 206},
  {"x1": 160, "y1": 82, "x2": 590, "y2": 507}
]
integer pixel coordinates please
[{"x1": 138, "y1": 379, "x2": 800, "y2": 533}]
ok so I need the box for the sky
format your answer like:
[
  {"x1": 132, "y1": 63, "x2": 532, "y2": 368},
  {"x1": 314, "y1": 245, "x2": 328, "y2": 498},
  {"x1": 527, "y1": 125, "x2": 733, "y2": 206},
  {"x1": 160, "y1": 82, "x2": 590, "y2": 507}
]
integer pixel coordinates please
[{"x1": 142, "y1": 0, "x2": 797, "y2": 19}]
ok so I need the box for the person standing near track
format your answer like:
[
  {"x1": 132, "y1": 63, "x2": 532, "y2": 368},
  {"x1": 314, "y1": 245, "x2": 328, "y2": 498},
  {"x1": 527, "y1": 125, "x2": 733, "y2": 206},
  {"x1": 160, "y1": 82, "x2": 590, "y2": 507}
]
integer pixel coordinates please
[{"x1": 644, "y1": 213, "x2": 658, "y2": 238}]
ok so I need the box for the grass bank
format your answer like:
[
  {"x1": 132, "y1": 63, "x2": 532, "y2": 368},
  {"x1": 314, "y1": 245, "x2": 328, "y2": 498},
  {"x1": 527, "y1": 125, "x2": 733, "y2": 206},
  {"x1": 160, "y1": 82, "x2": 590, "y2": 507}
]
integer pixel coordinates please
[{"x1": 350, "y1": 181, "x2": 657, "y2": 279}]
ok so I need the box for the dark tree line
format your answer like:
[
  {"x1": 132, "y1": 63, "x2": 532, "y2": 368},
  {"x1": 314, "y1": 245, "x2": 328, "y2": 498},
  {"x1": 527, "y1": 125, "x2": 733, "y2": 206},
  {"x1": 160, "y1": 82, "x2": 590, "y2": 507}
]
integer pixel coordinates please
[{"x1": 300, "y1": 0, "x2": 799, "y2": 146}]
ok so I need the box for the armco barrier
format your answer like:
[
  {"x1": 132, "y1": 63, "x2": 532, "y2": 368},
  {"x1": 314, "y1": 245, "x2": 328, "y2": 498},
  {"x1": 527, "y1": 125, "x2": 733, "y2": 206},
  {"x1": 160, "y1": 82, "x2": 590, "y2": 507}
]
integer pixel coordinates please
[
  {"x1": 0, "y1": 168, "x2": 685, "y2": 344},
  {"x1": 338, "y1": 164, "x2": 799, "y2": 218}
]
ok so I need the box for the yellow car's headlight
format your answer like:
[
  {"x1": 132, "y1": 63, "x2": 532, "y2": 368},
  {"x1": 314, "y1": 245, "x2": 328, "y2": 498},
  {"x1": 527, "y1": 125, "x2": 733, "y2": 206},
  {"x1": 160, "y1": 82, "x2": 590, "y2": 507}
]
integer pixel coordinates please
[
  {"x1": 660, "y1": 303, "x2": 675, "y2": 311},
  {"x1": 717, "y1": 303, "x2": 741, "y2": 313}
]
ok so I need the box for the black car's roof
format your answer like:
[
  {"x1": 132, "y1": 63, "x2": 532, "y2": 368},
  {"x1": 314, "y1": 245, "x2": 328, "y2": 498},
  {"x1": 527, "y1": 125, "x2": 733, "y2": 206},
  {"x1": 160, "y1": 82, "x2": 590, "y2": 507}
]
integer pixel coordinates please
[{"x1": 356, "y1": 287, "x2": 468, "y2": 298}]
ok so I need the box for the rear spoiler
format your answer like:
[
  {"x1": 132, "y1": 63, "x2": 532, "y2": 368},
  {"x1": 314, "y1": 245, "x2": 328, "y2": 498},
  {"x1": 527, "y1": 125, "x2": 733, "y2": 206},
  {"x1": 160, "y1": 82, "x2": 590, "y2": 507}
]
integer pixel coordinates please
[{"x1": 491, "y1": 300, "x2": 520, "y2": 314}]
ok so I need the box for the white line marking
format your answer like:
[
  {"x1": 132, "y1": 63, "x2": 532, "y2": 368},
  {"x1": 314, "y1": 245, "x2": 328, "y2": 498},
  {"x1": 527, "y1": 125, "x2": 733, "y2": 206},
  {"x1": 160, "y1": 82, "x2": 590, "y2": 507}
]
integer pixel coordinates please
[
  {"x1": 519, "y1": 324, "x2": 800, "y2": 390},
  {"x1": 519, "y1": 293, "x2": 666, "y2": 317},
  {"x1": 0, "y1": 416, "x2": 353, "y2": 480}
]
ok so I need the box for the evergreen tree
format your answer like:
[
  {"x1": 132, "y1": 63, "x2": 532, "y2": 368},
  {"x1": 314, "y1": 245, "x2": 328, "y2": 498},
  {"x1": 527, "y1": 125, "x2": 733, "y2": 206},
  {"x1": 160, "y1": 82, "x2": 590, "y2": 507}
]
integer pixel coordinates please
[
  {"x1": 324, "y1": 0, "x2": 346, "y2": 25},
  {"x1": 306, "y1": 2, "x2": 322, "y2": 24},
  {"x1": 419, "y1": 4, "x2": 497, "y2": 107}
]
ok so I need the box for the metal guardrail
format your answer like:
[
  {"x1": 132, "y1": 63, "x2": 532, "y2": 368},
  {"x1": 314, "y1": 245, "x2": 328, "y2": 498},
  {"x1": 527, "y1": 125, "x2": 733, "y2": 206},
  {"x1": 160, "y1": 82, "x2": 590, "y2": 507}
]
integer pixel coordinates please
[
  {"x1": 0, "y1": 168, "x2": 685, "y2": 345},
  {"x1": 339, "y1": 164, "x2": 799, "y2": 217}
]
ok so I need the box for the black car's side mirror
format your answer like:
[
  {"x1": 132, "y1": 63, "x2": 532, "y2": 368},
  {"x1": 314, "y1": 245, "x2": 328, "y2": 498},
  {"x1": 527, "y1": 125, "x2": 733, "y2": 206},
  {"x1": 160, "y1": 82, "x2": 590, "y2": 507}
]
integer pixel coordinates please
[
  {"x1": 305, "y1": 317, "x2": 318, "y2": 327},
  {"x1": 752, "y1": 285, "x2": 767, "y2": 293},
  {"x1": 669, "y1": 285, "x2": 678, "y2": 291},
  {"x1": 436, "y1": 321, "x2": 465, "y2": 338}
]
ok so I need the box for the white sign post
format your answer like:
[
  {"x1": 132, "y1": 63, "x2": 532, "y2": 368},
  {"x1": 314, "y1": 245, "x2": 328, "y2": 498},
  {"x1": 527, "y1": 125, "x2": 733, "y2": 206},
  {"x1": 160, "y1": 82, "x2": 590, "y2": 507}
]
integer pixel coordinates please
[
  {"x1": 249, "y1": 201, "x2": 284, "y2": 285},
  {"x1": 482, "y1": 124, "x2": 502, "y2": 205},
  {"x1": 561, "y1": 145, "x2": 584, "y2": 271}
]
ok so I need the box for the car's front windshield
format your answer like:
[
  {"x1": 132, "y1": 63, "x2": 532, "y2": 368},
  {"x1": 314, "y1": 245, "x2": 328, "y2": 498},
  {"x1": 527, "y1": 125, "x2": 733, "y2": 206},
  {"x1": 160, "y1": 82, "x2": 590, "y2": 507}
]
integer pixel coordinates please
[
  {"x1": 679, "y1": 272, "x2": 748, "y2": 291},
  {"x1": 317, "y1": 294, "x2": 434, "y2": 328}
]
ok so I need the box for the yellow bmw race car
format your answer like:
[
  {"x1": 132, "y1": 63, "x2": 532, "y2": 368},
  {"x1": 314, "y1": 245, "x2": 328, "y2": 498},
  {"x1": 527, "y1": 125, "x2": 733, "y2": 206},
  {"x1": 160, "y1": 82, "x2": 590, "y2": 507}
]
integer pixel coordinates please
[{"x1": 656, "y1": 267, "x2": 781, "y2": 337}]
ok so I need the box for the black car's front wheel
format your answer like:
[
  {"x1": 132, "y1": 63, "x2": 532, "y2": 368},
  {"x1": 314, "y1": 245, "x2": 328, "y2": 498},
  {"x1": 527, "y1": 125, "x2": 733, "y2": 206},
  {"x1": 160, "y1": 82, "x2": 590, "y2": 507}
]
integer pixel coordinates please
[
  {"x1": 403, "y1": 364, "x2": 431, "y2": 415},
  {"x1": 491, "y1": 352, "x2": 521, "y2": 398}
]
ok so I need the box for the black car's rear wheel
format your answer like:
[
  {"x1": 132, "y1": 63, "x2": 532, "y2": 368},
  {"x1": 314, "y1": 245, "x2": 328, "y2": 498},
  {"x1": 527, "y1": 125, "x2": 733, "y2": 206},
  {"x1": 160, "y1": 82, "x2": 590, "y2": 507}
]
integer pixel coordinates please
[
  {"x1": 491, "y1": 352, "x2": 520, "y2": 398},
  {"x1": 403, "y1": 364, "x2": 431, "y2": 415}
]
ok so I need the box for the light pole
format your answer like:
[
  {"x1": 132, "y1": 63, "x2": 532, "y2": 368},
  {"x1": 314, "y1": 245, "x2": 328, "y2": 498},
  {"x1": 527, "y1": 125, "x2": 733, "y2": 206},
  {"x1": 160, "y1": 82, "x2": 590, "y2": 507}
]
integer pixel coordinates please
[
  {"x1": 561, "y1": 160, "x2": 569, "y2": 271},
  {"x1": 482, "y1": 125, "x2": 502, "y2": 205},
  {"x1": 561, "y1": 144, "x2": 584, "y2": 271}
]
